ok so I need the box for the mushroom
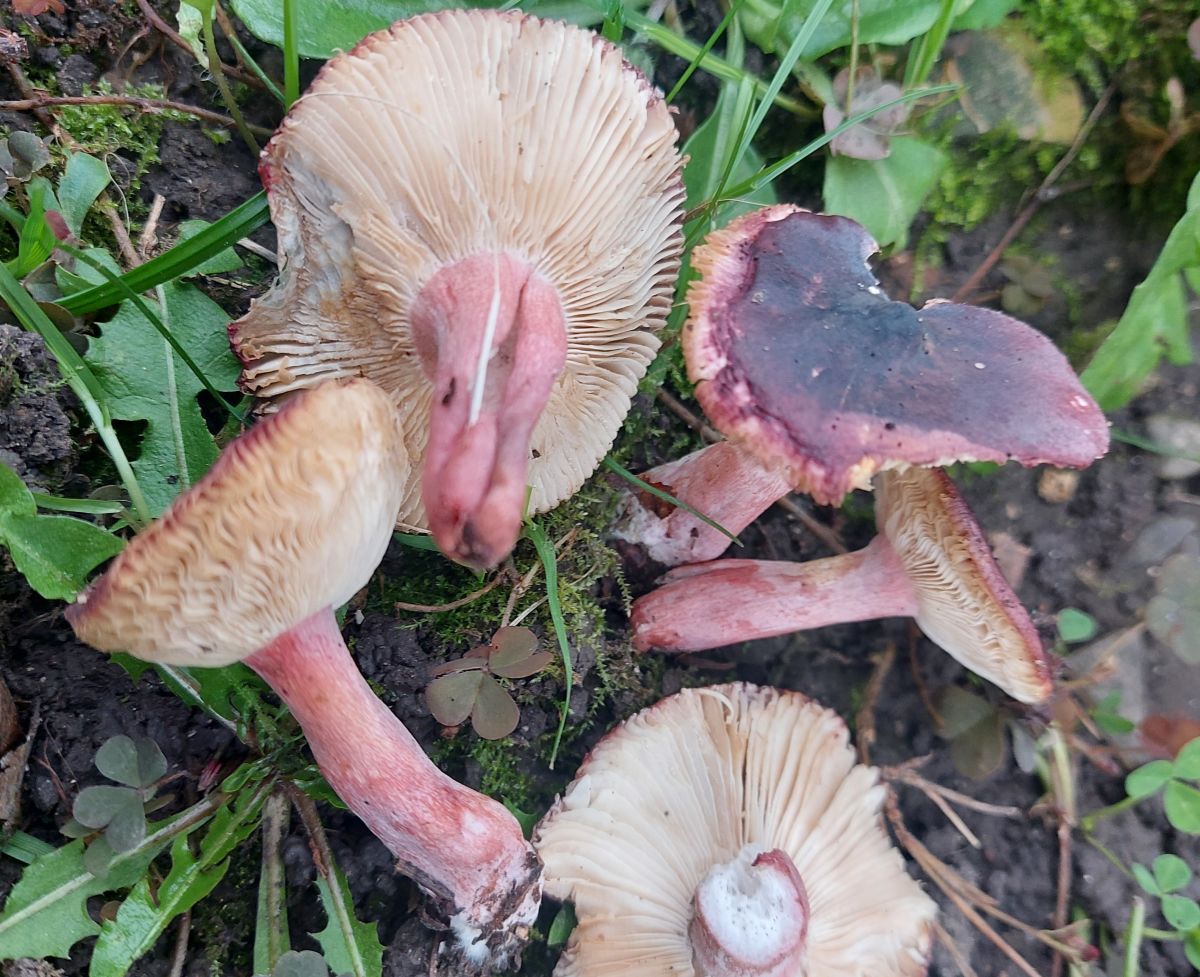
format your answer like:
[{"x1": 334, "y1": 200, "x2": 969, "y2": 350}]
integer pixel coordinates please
[
  {"x1": 231, "y1": 9, "x2": 685, "y2": 569},
  {"x1": 535, "y1": 682, "x2": 937, "y2": 976},
  {"x1": 631, "y1": 466, "x2": 1053, "y2": 704},
  {"x1": 65, "y1": 378, "x2": 541, "y2": 969},
  {"x1": 614, "y1": 205, "x2": 1108, "y2": 568}
]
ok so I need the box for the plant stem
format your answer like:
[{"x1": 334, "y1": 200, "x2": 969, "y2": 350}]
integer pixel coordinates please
[
  {"x1": 254, "y1": 790, "x2": 291, "y2": 973},
  {"x1": 215, "y1": 0, "x2": 286, "y2": 105},
  {"x1": 903, "y1": 0, "x2": 955, "y2": 89},
  {"x1": 524, "y1": 519, "x2": 572, "y2": 769},
  {"x1": 202, "y1": 11, "x2": 260, "y2": 156},
  {"x1": 0, "y1": 264, "x2": 151, "y2": 525},
  {"x1": 1123, "y1": 897, "x2": 1146, "y2": 977},
  {"x1": 1081, "y1": 793, "x2": 1143, "y2": 833},
  {"x1": 283, "y1": 0, "x2": 300, "y2": 107},
  {"x1": 0, "y1": 95, "x2": 272, "y2": 136}
]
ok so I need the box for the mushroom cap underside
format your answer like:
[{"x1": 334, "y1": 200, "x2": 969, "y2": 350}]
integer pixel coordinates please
[
  {"x1": 684, "y1": 205, "x2": 1109, "y2": 505},
  {"x1": 67, "y1": 379, "x2": 408, "y2": 666},
  {"x1": 231, "y1": 8, "x2": 685, "y2": 530},
  {"x1": 535, "y1": 683, "x2": 936, "y2": 976},
  {"x1": 875, "y1": 467, "x2": 1054, "y2": 705}
]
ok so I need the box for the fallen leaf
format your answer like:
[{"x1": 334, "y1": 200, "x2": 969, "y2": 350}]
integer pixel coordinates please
[{"x1": 1141, "y1": 714, "x2": 1200, "y2": 760}]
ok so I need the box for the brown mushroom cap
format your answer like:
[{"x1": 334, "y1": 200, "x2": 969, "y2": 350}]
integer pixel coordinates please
[
  {"x1": 875, "y1": 466, "x2": 1053, "y2": 704},
  {"x1": 535, "y1": 683, "x2": 936, "y2": 976},
  {"x1": 684, "y1": 205, "x2": 1109, "y2": 505},
  {"x1": 67, "y1": 379, "x2": 408, "y2": 666},
  {"x1": 231, "y1": 9, "x2": 684, "y2": 532}
]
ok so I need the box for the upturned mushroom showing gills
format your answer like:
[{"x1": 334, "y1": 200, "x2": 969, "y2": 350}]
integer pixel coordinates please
[
  {"x1": 66, "y1": 379, "x2": 541, "y2": 969},
  {"x1": 535, "y1": 683, "x2": 937, "y2": 976},
  {"x1": 632, "y1": 466, "x2": 1053, "y2": 705},
  {"x1": 230, "y1": 9, "x2": 685, "y2": 570}
]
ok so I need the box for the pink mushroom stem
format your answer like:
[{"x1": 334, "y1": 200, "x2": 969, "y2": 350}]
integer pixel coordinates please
[
  {"x1": 632, "y1": 535, "x2": 915, "y2": 653},
  {"x1": 614, "y1": 440, "x2": 794, "y2": 567},
  {"x1": 412, "y1": 252, "x2": 568, "y2": 570},
  {"x1": 690, "y1": 846, "x2": 810, "y2": 977},
  {"x1": 245, "y1": 607, "x2": 540, "y2": 953}
]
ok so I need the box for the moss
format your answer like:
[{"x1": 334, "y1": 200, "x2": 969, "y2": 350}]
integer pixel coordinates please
[{"x1": 56, "y1": 81, "x2": 187, "y2": 189}]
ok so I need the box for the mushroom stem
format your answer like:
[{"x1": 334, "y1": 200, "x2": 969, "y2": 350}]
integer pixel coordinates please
[
  {"x1": 245, "y1": 608, "x2": 541, "y2": 965},
  {"x1": 631, "y1": 534, "x2": 915, "y2": 653},
  {"x1": 613, "y1": 441, "x2": 794, "y2": 567},
  {"x1": 412, "y1": 252, "x2": 568, "y2": 569},
  {"x1": 690, "y1": 845, "x2": 810, "y2": 977}
]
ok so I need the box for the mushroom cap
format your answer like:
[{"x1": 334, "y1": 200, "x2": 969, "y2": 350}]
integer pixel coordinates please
[
  {"x1": 67, "y1": 379, "x2": 408, "y2": 667},
  {"x1": 684, "y1": 205, "x2": 1109, "y2": 505},
  {"x1": 231, "y1": 9, "x2": 685, "y2": 530},
  {"x1": 875, "y1": 467, "x2": 1053, "y2": 704},
  {"x1": 535, "y1": 683, "x2": 936, "y2": 977}
]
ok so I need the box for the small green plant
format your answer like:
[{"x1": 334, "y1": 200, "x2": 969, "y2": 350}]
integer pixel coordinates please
[
  {"x1": 1057, "y1": 607, "x2": 1100, "y2": 644},
  {"x1": 63, "y1": 735, "x2": 170, "y2": 876},
  {"x1": 426, "y1": 626, "x2": 553, "y2": 740},
  {"x1": 1123, "y1": 738, "x2": 1200, "y2": 834}
]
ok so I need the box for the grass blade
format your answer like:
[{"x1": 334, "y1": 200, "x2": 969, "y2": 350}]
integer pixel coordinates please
[
  {"x1": 523, "y1": 519, "x2": 572, "y2": 769},
  {"x1": 58, "y1": 193, "x2": 270, "y2": 315},
  {"x1": 602, "y1": 456, "x2": 739, "y2": 544}
]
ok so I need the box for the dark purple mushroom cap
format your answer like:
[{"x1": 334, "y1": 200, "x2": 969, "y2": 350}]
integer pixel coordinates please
[{"x1": 684, "y1": 205, "x2": 1109, "y2": 505}]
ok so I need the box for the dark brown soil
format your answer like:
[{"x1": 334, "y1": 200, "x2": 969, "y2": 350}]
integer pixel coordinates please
[{"x1": 1, "y1": 2, "x2": 1199, "y2": 977}]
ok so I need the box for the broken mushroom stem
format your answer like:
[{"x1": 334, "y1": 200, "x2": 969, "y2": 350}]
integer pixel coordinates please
[
  {"x1": 612, "y1": 440, "x2": 793, "y2": 567},
  {"x1": 632, "y1": 466, "x2": 1054, "y2": 705},
  {"x1": 690, "y1": 846, "x2": 810, "y2": 977},
  {"x1": 245, "y1": 608, "x2": 541, "y2": 960},
  {"x1": 633, "y1": 534, "x2": 910, "y2": 653}
]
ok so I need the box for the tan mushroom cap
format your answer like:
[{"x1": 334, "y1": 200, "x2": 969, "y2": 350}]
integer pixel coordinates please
[
  {"x1": 67, "y1": 379, "x2": 408, "y2": 667},
  {"x1": 876, "y1": 467, "x2": 1053, "y2": 704},
  {"x1": 535, "y1": 683, "x2": 936, "y2": 977},
  {"x1": 231, "y1": 9, "x2": 685, "y2": 531}
]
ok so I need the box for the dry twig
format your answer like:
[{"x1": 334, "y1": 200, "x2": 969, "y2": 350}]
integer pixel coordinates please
[
  {"x1": 395, "y1": 571, "x2": 508, "y2": 615},
  {"x1": 854, "y1": 642, "x2": 895, "y2": 763},
  {"x1": 0, "y1": 94, "x2": 273, "y2": 137}
]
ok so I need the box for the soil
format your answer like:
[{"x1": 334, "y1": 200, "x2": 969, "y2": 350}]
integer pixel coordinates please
[{"x1": 1, "y1": 2, "x2": 1199, "y2": 977}]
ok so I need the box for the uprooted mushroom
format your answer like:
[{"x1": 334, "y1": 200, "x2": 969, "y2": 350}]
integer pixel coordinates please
[
  {"x1": 231, "y1": 8, "x2": 685, "y2": 570},
  {"x1": 614, "y1": 204, "x2": 1109, "y2": 568},
  {"x1": 67, "y1": 379, "x2": 540, "y2": 970},
  {"x1": 632, "y1": 466, "x2": 1054, "y2": 705},
  {"x1": 535, "y1": 682, "x2": 937, "y2": 976}
]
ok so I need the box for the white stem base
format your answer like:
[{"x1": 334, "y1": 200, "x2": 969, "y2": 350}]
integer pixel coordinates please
[{"x1": 690, "y1": 845, "x2": 809, "y2": 977}]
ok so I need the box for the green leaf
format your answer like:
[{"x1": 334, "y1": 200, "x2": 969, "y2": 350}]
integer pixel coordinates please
[
  {"x1": 739, "y1": 0, "x2": 946, "y2": 58},
  {"x1": 546, "y1": 902, "x2": 577, "y2": 947},
  {"x1": 1148, "y1": 554, "x2": 1200, "y2": 666},
  {"x1": 1132, "y1": 862, "x2": 1160, "y2": 896},
  {"x1": 176, "y1": 1, "x2": 210, "y2": 66},
  {"x1": 230, "y1": 0, "x2": 612, "y2": 58},
  {"x1": 1186, "y1": 929, "x2": 1200, "y2": 969},
  {"x1": 1163, "y1": 895, "x2": 1200, "y2": 932},
  {"x1": 935, "y1": 686, "x2": 1005, "y2": 779},
  {"x1": 85, "y1": 280, "x2": 240, "y2": 515},
  {"x1": 1165, "y1": 780, "x2": 1200, "y2": 834},
  {"x1": 57, "y1": 154, "x2": 111, "y2": 237},
  {"x1": 72, "y1": 786, "x2": 146, "y2": 852},
  {"x1": 1091, "y1": 692, "x2": 1135, "y2": 735},
  {"x1": 682, "y1": 72, "x2": 778, "y2": 227},
  {"x1": 471, "y1": 674, "x2": 521, "y2": 741},
  {"x1": 312, "y1": 864, "x2": 384, "y2": 977},
  {"x1": 1176, "y1": 738, "x2": 1200, "y2": 781},
  {"x1": 1125, "y1": 760, "x2": 1174, "y2": 800},
  {"x1": 1056, "y1": 607, "x2": 1099, "y2": 644},
  {"x1": 822, "y1": 135, "x2": 946, "y2": 250},
  {"x1": 176, "y1": 220, "x2": 243, "y2": 277},
  {"x1": 1082, "y1": 180, "x2": 1200, "y2": 409},
  {"x1": 273, "y1": 951, "x2": 330, "y2": 977},
  {"x1": 60, "y1": 192, "x2": 270, "y2": 315},
  {"x1": 0, "y1": 836, "x2": 169, "y2": 959},
  {"x1": 1153, "y1": 854, "x2": 1191, "y2": 893},
  {"x1": 426, "y1": 670, "x2": 484, "y2": 728},
  {"x1": 0, "y1": 464, "x2": 124, "y2": 599},
  {"x1": 89, "y1": 787, "x2": 266, "y2": 977},
  {"x1": 95, "y1": 735, "x2": 168, "y2": 789},
  {"x1": 950, "y1": 0, "x2": 1019, "y2": 30}
]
